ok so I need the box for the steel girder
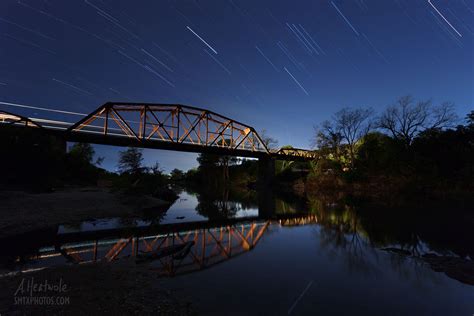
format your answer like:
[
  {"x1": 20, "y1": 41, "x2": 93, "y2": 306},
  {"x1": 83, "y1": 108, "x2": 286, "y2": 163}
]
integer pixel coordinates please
[{"x1": 66, "y1": 102, "x2": 270, "y2": 154}]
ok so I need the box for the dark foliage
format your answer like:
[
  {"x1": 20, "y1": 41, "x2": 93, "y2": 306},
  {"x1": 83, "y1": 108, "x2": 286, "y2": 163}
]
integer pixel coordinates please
[
  {"x1": 118, "y1": 147, "x2": 144, "y2": 175},
  {"x1": 64, "y1": 143, "x2": 105, "y2": 185}
]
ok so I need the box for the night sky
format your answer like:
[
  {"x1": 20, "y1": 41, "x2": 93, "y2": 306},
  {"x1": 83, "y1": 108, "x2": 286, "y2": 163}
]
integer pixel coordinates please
[{"x1": 1, "y1": 0, "x2": 473, "y2": 172}]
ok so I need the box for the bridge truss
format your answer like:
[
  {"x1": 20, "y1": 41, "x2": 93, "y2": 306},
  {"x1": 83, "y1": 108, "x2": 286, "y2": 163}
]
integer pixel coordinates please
[
  {"x1": 0, "y1": 110, "x2": 42, "y2": 128},
  {"x1": 0, "y1": 102, "x2": 319, "y2": 160},
  {"x1": 276, "y1": 147, "x2": 320, "y2": 160},
  {"x1": 68, "y1": 102, "x2": 270, "y2": 154}
]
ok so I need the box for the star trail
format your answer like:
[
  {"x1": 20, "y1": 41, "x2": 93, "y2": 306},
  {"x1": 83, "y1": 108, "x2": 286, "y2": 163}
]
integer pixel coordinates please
[
  {"x1": 428, "y1": 0, "x2": 463, "y2": 37},
  {"x1": 0, "y1": 0, "x2": 472, "y2": 171}
]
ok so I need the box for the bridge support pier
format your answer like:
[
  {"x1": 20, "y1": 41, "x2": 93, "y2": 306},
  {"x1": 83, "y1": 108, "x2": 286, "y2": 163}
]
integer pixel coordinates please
[
  {"x1": 257, "y1": 157, "x2": 276, "y2": 218},
  {"x1": 257, "y1": 157, "x2": 275, "y2": 188}
]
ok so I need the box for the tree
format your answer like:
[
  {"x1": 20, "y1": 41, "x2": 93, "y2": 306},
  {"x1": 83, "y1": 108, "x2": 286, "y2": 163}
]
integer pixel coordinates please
[
  {"x1": 150, "y1": 162, "x2": 163, "y2": 175},
  {"x1": 218, "y1": 155, "x2": 239, "y2": 180},
  {"x1": 313, "y1": 120, "x2": 343, "y2": 158},
  {"x1": 378, "y1": 96, "x2": 457, "y2": 147},
  {"x1": 314, "y1": 107, "x2": 372, "y2": 167},
  {"x1": 333, "y1": 107, "x2": 373, "y2": 167},
  {"x1": 170, "y1": 168, "x2": 185, "y2": 182},
  {"x1": 69, "y1": 143, "x2": 104, "y2": 166},
  {"x1": 259, "y1": 129, "x2": 279, "y2": 150},
  {"x1": 65, "y1": 143, "x2": 104, "y2": 184},
  {"x1": 118, "y1": 147, "x2": 143, "y2": 174},
  {"x1": 355, "y1": 132, "x2": 400, "y2": 174},
  {"x1": 196, "y1": 152, "x2": 238, "y2": 182},
  {"x1": 69, "y1": 143, "x2": 94, "y2": 164},
  {"x1": 464, "y1": 110, "x2": 474, "y2": 129}
]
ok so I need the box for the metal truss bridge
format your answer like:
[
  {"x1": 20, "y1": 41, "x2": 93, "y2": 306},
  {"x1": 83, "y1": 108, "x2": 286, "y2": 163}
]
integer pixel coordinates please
[
  {"x1": 2, "y1": 214, "x2": 318, "y2": 277},
  {"x1": 0, "y1": 102, "x2": 319, "y2": 160}
]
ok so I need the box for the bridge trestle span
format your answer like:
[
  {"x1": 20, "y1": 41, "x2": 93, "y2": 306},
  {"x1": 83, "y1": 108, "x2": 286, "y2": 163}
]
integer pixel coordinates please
[
  {"x1": 0, "y1": 110, "x2": 42, "y2": 128},
  {"x1": 67, "y1": 102, "x2": 270, "y2": 154},
  {"x1": 0, "y1": 102, "x2": 319, "y2": 160}
]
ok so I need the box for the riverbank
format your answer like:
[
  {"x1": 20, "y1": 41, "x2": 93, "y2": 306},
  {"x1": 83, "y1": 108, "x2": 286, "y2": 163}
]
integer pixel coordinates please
[
  {"x1": 0, "y1": 260, "x2": 195, "y2": 315},
  {"x1": 304, "y1": 173, "x2": 474, "y2": 205},
  {"x1": 0, "y1": 187, "x2": 172, "y2": 239}
]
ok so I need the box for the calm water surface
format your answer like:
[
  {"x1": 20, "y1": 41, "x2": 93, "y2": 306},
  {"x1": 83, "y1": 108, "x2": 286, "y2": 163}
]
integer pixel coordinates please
[{"x1": 1, "y1": 189, "x2": 473, "y2": 315}]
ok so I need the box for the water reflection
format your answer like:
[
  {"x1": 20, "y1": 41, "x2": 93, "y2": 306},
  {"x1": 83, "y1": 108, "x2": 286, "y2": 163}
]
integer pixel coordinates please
[
  {"x1": 1, "y1": 216, "x2": 313, "y2": 277},
  {"x1": 0, "y1": 188, "x2": 472, "y2": 290},
  {"x1": 304, "y1": 195, "x2": 474, "y2": 260}
]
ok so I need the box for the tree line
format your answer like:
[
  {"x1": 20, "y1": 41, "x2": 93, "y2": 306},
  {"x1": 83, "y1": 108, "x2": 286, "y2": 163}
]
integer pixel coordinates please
[{"x1": 311, "y1": 95, "x2": 473, "y2": 198}]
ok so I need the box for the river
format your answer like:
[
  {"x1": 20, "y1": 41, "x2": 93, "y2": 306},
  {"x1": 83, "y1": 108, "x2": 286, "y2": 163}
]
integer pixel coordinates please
[{"x1": 1, "y1": 188, "x2": 473, "y2": 315}]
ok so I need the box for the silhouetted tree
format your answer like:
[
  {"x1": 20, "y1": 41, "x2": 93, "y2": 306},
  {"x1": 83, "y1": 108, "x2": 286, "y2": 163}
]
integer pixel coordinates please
[
  {"x1": 170, "y1": 168, "x2": 185, "y2": 182},
  {"x1": 313, "y1": 120, "x2": 343, "y2": 158},
  {"x1": 463, "y1": 110, "x2": 474, "y2": 129},
  {"x1": 150, "y1": 162, "x2": 162, "y2": 175},
  {"x1": 196, "y1": 152, "x2": 238, "y2": 183},
  {"x1": 259, "y1": 129, "x2": 279, "y2": 150},
  {"x1": 65, "y1": 143, "x2": 104, "y2": 184},
  {"x1": 69, "y1": 143, "x2": 94, "y2": 163},
  {"x1": 118, "y1": 147, "x2": 143, "y2": 174},
  {"x1": 378, "y1": 96, "x2": 457, "y2": 147}
]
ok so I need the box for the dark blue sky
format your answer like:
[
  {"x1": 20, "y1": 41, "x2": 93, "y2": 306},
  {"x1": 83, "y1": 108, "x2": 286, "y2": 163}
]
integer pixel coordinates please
[{"x1": 1, "y1": 0, "x2": 473, "y2": 172}]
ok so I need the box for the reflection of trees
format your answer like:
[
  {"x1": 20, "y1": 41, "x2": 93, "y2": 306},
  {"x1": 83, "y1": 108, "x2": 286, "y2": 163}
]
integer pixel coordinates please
[
  {"x1": 193, "y1": 186, "x2": 258, "y2": 220},
  {"x1": 273, "y1": 190, "x2": 311, "y2": 214},
  {"x1": 195, "y1": 197, "x2": 239, "y2": 220},
  {"x1": 306, "y1": 195, "x2": 472, "y2": 284},
  {"x1": 311, "y1": 199, "x2": 379, "y2": 276},
  {"x1": 275, "y1": 199, "x2": 301, "y2": 214},
  {"x1": 310, "y1": 192, "x2": 474, "y2": 259}
]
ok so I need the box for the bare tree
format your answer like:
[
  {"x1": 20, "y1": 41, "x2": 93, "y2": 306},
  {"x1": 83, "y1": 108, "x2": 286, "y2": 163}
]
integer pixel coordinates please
[
  {"x1": 313, "y1": 120, "x2": 343, "y2": 158},
  {"x1": 259, "y1": 129, "x2": 279, "y2": 150},
  {"x1": 378, "y1": 96, "x2": 457, "y2": 146},
  {"x1": 430, "y1": 101, "x2": 458, "y2": 129},
  {"x1": 333, "y1": 107, "x2": 373, "y2": 166}
]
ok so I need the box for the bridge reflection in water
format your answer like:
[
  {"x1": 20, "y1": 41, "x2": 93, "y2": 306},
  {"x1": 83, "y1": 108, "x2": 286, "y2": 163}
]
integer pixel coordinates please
[{"x1": 16, "y1": 215, "x2": 318, "y2": 277}]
